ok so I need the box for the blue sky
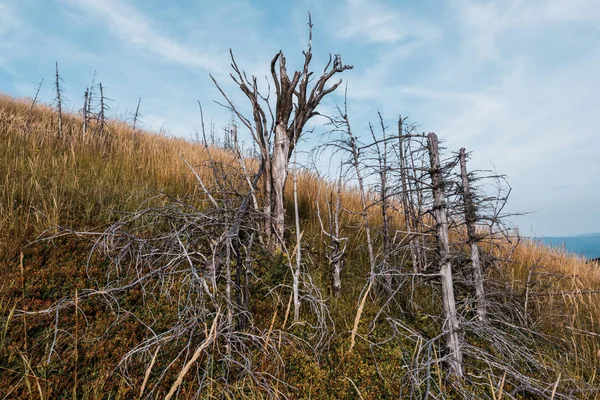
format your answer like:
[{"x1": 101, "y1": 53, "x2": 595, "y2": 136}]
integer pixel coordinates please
[{"x1": 1, "y1": 0, "x2": 599, "y2": 236}]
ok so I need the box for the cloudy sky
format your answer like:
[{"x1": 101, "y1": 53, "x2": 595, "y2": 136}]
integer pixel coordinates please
[{"x1": 1, "y1": 0, "x2": 599, "y2": 236}]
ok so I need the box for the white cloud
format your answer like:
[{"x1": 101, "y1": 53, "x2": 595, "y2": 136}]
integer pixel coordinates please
[
  {"x1": 456, "y1": 0, "x2": 600, "y2": 60},
  {"x1": 0, "y1": 3, "x2": 20, "y2": 36},
  {"x1": 329, "y1": 0, "x2": 600, "y2": 235},
  {"x1": 336, "y1": 0, "x2": 440, "y2": 44},
  {"x1": 62, "y1": 0, "x2": 227, "y2": 72}
]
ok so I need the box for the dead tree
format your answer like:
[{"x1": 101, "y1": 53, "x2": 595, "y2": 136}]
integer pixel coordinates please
[
  {"x1": 82, "y1": 88, "x2": 89, "y2": 138},
  {"x1": 316, "y1": 167, "x2": 346, "y2": 297},
  {"x1": 211, "y1": 14, "x2": 352, "y2": 247},
  {"x1": 368, "y1": 114, "x2": 393, "y2": 290},
  {"x1": 398, "y1": 117, "x2": 422, "y2": 273},
  {"x1": 98, "y1": 82, "x2": 106, "y2": 137},
  {"x1": 25, "y1": 79, "x2": 43, "y2": 133},
  {"x1": 54, "y1": 62, "x2": 64, "y2": 139},
  {"x1": 132, "y1": 95, "x2": 142, "y2": 131},
  {"x1": 459, "y1": 148, "x2": 488, "y2": 322},
  {"x1": 292, "y1": 146, "x2": 301, "y2": 321},
  {"x1": 325, "y1": 103, "x2": 377, "y2": 352},
  {"x1": 427, "y1": 132, "x2": 464, "y2": 378}
]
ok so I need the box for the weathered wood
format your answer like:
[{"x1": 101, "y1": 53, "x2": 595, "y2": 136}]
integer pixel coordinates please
[
  {"x1": 55, "y1": 62, "x2": 63, "y2": 139},
  {"x1": 292, "y1": 145, "x2": 301, "y2": 321},
  {"x1": 98, "y1": 82, "x2": 105, "y2": 137},
  {"x1": 427, "y1": 132, "x2": 463, "y2": 378},
  {"x1": 82, "y1": 88, "x2": 89, "y2": 138},
  {"x1": 212, "y1": 15, "x2": 352, "y2": 249},
  {"x1": 459, "y1": 148, "x2": 488, "y2": 322},
  {"x1": 398, "y1": 117, "x2": 420, "y2": 273}
]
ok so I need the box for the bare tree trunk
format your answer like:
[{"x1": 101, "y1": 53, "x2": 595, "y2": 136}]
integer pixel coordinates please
[
  {"x1": 373, "y1": 115, "x2": 391, "y2": 290},
  {"x1": 55, "y1": 62, "x2": 63, "y2": 139},
  {"x1": 82, "y1": 88, "x2": 89, "y2": 138},
  {"x1": 225, "y1": 238, "x2": 234, "y2": 335},
  {"x1": 133, "y1": 95, "x2": 141, "y2": 131},
  {"x1": 292, "y1": 145, "x2": 301, "y2": 322},
  {"x1": 398, "y1": 117, "x2": 420, "y2": 273},
  {"x1": 331, "y1": 169, "x2": 344, "y2": 296},
  {"x1": 427, "y1": 132, "x2": 463, "y2": 378},
  {"x1": 459, "y1": 148, "x2": 488, "y2": 323},
  {"x1": 408, "y1": 139, "x2": 429, "y2": 271},
  {"x1": 345, "y1": 113, "x2": 377, "y2": 353},
  {"x1": 25, "y1": 80, "x2": 43, "y2": 133},
  {"x1": 316, "y1": 167, "x2": 346, "y2": 297},
  {"x1": 98, "y1": 83, "x2": 105, "y2": 138}
]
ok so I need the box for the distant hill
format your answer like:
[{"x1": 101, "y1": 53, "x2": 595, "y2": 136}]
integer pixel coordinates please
[{"x1": 537, "y1": 233, "x2": 600, "y2": 260}]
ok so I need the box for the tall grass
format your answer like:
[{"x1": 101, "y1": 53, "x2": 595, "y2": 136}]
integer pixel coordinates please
[{"x1": 1, "y1": 93, "x2": 600, "y2": 398}]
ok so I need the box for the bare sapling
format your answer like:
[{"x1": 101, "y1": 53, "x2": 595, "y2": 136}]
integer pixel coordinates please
[
  {"x1": 82, "y1": 88, "x2": 89, "y2": 138},
  {"x1": 98, "y1": 82, "x2": 106, "y2": 138},
  {"x1": 25, "y1": 79, "x2": 43, "y2": 133},
  {"x1": 330, "y1": 102, "x2": 377, "y2": 353},
  {"x1": 370, "y1": 113, "x2": 392, "y2": 291},
  {"x1": 316, "y1": 166, "x2": 347, "y2": 297},
  {"x1": 458, "y1": 148, "x2": 487, "y2": 322},
  {"x1": 132, "y1": 95, "x2": 142, "y2": 131},
  {"x1": 54, "y1": 62, "x2": 63, "y2": 139},
  {"x1": 407, "y1": 134, "x2": 430, "y2": 271},
  {"x1": 427, "y1": 132, "x2": 463, "y2": 378},
  {"x1": 398, "y1": 116, "x2": 421, "y2": 272},
  {"x1": 292, "y1": 145, "x2": 302, "y2": 321}
]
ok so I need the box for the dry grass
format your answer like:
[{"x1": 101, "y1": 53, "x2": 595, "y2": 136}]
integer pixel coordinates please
[
  {"x1": 0, "y1": 93, "x2": 266, "y2": 251},
  {"x1": 1, "y1": 93, "x2": 600, "y2": 398}
]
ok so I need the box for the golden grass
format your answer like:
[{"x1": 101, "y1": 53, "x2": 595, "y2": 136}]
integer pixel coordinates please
[
  {"x1": 0, "y1": 93, "x2": 266, "y2": 250},
  {"x1": 2, "y1": 93, "x2": 600, "y2": 397}
]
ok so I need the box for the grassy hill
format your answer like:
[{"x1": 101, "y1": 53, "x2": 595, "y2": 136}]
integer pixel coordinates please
[{"x1": 1, "y1": 93, "x2": 600, "y2": 399}]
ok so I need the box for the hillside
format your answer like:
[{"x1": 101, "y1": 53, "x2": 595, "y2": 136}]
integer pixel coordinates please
[{"x1": 1, "y1": 94, "x2": 600, "y2": 399}]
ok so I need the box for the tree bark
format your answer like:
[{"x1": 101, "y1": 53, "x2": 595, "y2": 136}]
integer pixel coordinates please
[
  {"x1": 272, "y1": 123, "x2": 291, "y2": 243},
  {"x1": 427, "y1": 132, "x2": 463, "y2": 378}
]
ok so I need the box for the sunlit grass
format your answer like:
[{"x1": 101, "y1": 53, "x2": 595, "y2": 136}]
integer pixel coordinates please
[{"x1": 1, "y1": 93, "x2": 600, "y2": 398}]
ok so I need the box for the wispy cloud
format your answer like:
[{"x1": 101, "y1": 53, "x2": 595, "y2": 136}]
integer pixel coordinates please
[
  {"x1": 62, "y1": 0, "x2": 227, "y2": 71},
  {"x1": 0, "y1": 3, "x2": 20, "y2": 36},
  {"x1": 336, "y1": 0, "x2": 440, "y2": 44},
  {"x1": 456, "y1": 0, "x2": 600, "y2": 60}
]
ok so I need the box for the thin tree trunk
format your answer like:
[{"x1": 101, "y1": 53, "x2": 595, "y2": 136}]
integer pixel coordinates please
[
  {"x1": 26, "y1": 79, "x2": 43, "y2": 133},
  {"x1": 374, "y1": 116, "x2": 391, "y2": 289},
  {"x1": 55, "y1": 62, "x2": 63, "y2": 139},
  {"x1": 292, "y1": 145, "x2": 301, "y2": 322},
  {"x1": 133, "y1": 95, "x2": 141, "y2": 130},
  {"x1": 408, "y1": 139, "x2": 428, "y2": 270},
  {"x1": 459, "y1": 148, "x2": 488, "y2": 322},
  {"x1": 82, "y1": 88, "x2": 89, "y2": 138},
  {"x1": 331, "y1": 169, "x2": 343, "y2": 296},
  {"x1": 398, "y1": 117, "x2": 420, "y2": 272},
  {"x1": 99, "y1": 83, "x2": 105, "y2": 138},
  {"x1": 427, "y1": 132, "x2": 463, "y2": 378},
  {"x1": 346, "y1": 115, "x2": 376, "y2": 353},
  {"x1": 225, "y1": 238, "x2": 233, "y2": 335}
]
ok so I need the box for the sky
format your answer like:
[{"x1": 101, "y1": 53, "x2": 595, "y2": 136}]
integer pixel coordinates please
[{"x1": 1, "y1": 0, "x2": 599, "y2": 237}]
